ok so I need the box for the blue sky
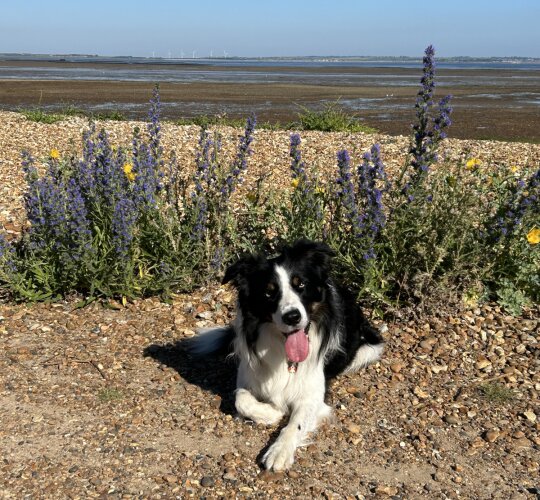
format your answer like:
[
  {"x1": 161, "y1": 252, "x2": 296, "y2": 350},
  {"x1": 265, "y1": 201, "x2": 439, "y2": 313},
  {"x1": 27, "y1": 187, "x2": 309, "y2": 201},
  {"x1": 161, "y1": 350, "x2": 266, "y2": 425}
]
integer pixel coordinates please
[{"x1": 1, "y1": 0, "x2": 539, "y2": 58}]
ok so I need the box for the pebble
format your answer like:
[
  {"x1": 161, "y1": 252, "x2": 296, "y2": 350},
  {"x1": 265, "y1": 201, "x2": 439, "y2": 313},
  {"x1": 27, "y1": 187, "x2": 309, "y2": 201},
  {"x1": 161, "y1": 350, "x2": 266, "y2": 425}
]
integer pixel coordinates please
[
  {"x1": 196, "y1": 310, "x2": 213, "y2": 320},
  {"x1": 512, "y1": 437, "x2": 531, "y2": 449},
  {"x1": 444, "y1": 414, "x2": 460, "y2": 425},
  {"x1": 390, "y1": 363, "x2": 404, "y2": 373},
  {"x1": 374, "y1": 484, "x2": 399, "y2": 496},
  {"x1": 522, "y1": 411, "x2": 537, "y2": 423},
  {"x1": 484, "y1": 430, "x2": 500, "y2": 443},
  {"x1": 413, "y1": 386, "x2": 429, "y2": 399},
  {"x1": 200, "y1": 475, "x2": 215, "y2": 487},
  {"x1": 163, "y1": 474, "x2": 178, "y2": 484},
  {"x1": 419, "y1": 340, "x2": 434, "y2": 351},
  {"x1": 258, "y1": 470, "x2": 285, "y2": 482},
  {"x1": 470, "y1": 437, "x2": 485, "y2": 449},
  {"x1": 476, "y1": 357, "x2": 492, "y2": 370},
  {"x1": 223, "y1": 472, "x2": 237, "y2": 483}
]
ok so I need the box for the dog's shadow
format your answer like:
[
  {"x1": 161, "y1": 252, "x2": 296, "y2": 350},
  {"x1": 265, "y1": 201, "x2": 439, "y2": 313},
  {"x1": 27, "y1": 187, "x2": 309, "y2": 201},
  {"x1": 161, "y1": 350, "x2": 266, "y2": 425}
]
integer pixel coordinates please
[
  {"x1": 143, "y1": 338, "x2": 238, "y2": 415},
  {"x1": 144, "y1": 337, "x2": 287, "y2": 467}
]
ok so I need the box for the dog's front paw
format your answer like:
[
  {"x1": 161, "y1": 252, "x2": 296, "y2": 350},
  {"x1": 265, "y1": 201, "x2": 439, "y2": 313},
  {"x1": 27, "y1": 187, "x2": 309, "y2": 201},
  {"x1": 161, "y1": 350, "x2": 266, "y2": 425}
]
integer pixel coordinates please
[
  {"x1": 235, "y1": 389, "x2": 284, "y2": 426},
  {"x1": 262, "y1": 439, "x2": 296, "y2": 471},
  {"x1": 251, "y1": 405, "x2": 284, "y2": 426}
]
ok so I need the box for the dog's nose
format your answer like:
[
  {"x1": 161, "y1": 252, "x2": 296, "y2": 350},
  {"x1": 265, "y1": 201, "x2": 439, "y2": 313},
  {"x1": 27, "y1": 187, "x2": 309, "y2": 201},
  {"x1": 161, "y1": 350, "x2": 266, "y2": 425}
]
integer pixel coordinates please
[{"x1": 282, "y1": 309, "x2": 301, "y2": 326}]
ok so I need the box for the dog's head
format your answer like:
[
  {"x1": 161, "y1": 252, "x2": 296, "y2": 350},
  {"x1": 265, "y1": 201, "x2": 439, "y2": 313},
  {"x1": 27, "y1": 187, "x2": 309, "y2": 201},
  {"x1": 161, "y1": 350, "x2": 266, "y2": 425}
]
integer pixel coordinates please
[{"x1": 223, "y1": 239, "x2": 335, "y2": 366}]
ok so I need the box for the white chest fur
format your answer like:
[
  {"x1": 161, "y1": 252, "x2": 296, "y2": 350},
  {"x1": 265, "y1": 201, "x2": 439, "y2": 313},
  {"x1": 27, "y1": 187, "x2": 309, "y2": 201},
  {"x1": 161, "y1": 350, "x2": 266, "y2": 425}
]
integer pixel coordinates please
[{"x1": 236, "y1": 322, "x2": 326, "y2": 413}]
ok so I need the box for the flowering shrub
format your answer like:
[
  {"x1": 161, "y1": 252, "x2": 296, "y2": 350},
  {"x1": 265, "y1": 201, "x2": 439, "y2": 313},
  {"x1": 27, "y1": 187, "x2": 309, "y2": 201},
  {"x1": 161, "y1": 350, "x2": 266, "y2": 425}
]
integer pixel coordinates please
[
  {"x1": 0, "y1": 87, "x2": 258, "y2": 301},
  {"x1": 479, "y1": 167, "x2": 540, "y2": 312}
]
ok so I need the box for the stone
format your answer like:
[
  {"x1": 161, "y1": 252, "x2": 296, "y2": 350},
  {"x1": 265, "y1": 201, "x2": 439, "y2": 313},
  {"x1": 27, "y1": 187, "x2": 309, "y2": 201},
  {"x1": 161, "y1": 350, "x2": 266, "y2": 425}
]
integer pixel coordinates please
[
  {"x1": 444, "y1": 414, "x2": 460, "y2": 425},
  {"x1": 522, "y1": 411, "x2": 537, "y2": 423},
  {"x1": 484, "y1": 430, "x2": 500, "y2": 442},
  {"x1": 346, "y1": 424, "x2": 361, "y2": 434},
  {"x1": 258, "y1": 470, "x2": 284, "y2": 482},
  {"x1": 390, "y1": 363, "x2": 404, "y2": 373},
  {"x1": 476, "y1": 357, "x2": 492, "y2": 370},
  {"x1": 200, "y1": 475, "x2": 215, "y2": 487},
  {"x1": 512, "y1": 437, "x2": 531, "y2": 449},
  {"x1": 419, "y1": 340, "x2": 434, "y2": 351},
  {"x1": 223, "y1": 472, "x2": 237, "y2": 483},
  {"x1": 413, "y1": 386, "x2": 429, "y2": 399},
  {"x1": 374, "y1": 485, "x2": 399, "y2": 496}
]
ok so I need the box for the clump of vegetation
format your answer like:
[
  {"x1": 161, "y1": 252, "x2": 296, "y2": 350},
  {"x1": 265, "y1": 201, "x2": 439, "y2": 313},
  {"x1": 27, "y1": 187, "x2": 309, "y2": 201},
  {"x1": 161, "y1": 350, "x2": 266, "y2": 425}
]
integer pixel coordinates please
[
  {"x1": 20, "y1": 108, "x2": 66, "y2": 124},
  {"x1": 91, "y1": 110, "x2": 126, "y2": 121},
  {"x1": 297, "y1": 100, "x2": 377, "y2": 133},
  {"x1": 97, "y1": 387, "x2": 124, "y2": 402},
  {"x1": 478, "y1": 383, "x2": 515, "y2": 404},
  {"x1": 1, "y1": 46, "x2": 538, "y2": 314},
  {"x1": 20, "y1": 105, "x2": 127, "y2": 123}
]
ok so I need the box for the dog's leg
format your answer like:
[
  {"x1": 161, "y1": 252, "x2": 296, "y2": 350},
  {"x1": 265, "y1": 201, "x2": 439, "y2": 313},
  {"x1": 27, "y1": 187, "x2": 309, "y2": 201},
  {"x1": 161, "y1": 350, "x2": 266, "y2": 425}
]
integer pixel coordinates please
[
  {"x1": 235, "y1": 388, "x2": 285, "y2": 426},
  {"x1": 262, "y1": 396, "x2": 331, "y2": 471}
]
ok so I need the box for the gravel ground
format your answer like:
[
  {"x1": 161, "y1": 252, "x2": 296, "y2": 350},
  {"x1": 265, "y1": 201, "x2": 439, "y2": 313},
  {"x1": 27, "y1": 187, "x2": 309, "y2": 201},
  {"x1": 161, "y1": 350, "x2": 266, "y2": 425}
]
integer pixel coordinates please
[
  {"x1": 0, "y1": 291, "x2": 538, "y2": 498},
  {"x1": 0, "y1": 112, "x2": 539, "y2": 498},
  {"x1": 1, "y1": 110, "x2": 540, "y2": 235}
]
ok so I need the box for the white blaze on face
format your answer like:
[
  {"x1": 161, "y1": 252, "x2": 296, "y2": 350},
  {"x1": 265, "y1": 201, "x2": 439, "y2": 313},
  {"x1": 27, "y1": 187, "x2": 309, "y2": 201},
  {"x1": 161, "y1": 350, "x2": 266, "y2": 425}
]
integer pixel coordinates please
[{"x1": 272, "y1": 265, "x2": 308, "y2": 333}]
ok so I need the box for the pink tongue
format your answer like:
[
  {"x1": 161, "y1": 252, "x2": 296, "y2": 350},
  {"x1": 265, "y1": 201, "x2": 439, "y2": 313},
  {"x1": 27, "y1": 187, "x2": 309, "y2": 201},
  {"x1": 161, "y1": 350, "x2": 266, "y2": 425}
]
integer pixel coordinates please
[{"x1": 285, "y1": 329, "x2": 309, "y2": 363}]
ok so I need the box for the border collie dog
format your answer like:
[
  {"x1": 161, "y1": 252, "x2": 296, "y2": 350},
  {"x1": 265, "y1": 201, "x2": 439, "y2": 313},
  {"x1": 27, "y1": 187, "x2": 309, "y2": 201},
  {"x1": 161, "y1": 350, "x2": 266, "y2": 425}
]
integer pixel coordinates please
[{"x1": 189, "y1": 239, "x2": 384, "y2": 471}]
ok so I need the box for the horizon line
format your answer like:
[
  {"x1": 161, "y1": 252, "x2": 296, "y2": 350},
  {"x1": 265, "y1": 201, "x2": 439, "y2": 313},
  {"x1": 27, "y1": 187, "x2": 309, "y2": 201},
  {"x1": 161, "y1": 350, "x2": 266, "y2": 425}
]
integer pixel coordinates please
[{"x1": 1, "y1": 52, "x2": 540, "y2": 62}]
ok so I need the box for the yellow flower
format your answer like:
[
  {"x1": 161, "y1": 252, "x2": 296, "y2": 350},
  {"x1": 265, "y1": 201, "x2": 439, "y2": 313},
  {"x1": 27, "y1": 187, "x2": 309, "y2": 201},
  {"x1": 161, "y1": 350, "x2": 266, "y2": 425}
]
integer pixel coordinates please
[
  {"x1": 123, "y1": 162, "x2": 136, "y2": 182},
  {"x1": 527, "y1": 227, "x2": 540, "y2": 245},
  {"x1": 465, "y1": 158, "x2": 481, "y2": 170},
  {"x1": 510, "y1": 165, "x2": 518, "y2": 173},
  {"x1": 462, "y1": 291, "x2": 479, "y2": 308},
  {"x1": 315, "y1": 186, "x2": 325, "y2": 194},
  {"x1": 50, "y1": 148, "x2": 60, "y2": 160},
  {"x1": 291, "y1": 178, "x2": 300, "y2": 188}
]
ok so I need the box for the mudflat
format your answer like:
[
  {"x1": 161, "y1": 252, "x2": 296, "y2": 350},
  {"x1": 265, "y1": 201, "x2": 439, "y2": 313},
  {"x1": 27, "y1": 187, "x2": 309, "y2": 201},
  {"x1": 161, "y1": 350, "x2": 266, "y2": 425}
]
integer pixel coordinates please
[{"x1": 0, "y1": 61, "x2": 538, "y2": 142}]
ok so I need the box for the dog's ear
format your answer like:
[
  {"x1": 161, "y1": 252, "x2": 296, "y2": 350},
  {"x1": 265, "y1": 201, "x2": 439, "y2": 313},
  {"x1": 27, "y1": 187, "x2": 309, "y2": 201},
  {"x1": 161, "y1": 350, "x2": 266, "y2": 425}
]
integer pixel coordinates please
[
  {"x1": 285, "y1": 239, "x2": 336, "y2": 270},
  {"x1": 222, "y1": 254, "x2": 263, "y2": 288}
]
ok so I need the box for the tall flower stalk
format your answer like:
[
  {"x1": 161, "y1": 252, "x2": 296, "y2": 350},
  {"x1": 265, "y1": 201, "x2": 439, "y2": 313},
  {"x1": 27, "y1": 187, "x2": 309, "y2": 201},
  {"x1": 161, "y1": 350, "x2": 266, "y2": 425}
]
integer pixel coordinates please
[
  {"x1": 221, "y1": 114, "x2": 256, "y2": 200},
  {"x1": 400, "y1": 45, "x2": 453, "y2": 191},
  {"x1": 287, "y1": 133, "x2": 324, "y2": 240},
  {"x1": 358, "y1": 144, "x2": 390, "y2": 239},
  {"x1": 0, "y1": 234, "x2": 17, "y2": 277},
  {"x1": 335, "y1": 149, "x2": 360, "y2": 235},
  {"x1": 290, "y1": 133, "x2": 309, "y2": 186}
]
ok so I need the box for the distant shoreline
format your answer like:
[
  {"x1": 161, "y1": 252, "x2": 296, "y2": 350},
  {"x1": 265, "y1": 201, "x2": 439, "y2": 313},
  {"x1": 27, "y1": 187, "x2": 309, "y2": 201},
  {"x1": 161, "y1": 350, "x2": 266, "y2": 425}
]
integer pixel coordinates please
[
  {"x1": 0, "y1": 61, "x2": 538, "y2": 142},
  {"x1": 1, "y1": 53, "x2": 539, "y2": 68}
]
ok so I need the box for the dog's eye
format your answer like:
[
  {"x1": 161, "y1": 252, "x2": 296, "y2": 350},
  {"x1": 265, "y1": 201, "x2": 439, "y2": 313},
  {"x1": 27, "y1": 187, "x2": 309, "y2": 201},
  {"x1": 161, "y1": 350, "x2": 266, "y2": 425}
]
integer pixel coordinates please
[
  {"x1": 292, "y1": 276, "x2": 305, "y2": 289},
  {"x1": 265, "y1": 283, "x2": 277, "y2": 298}
]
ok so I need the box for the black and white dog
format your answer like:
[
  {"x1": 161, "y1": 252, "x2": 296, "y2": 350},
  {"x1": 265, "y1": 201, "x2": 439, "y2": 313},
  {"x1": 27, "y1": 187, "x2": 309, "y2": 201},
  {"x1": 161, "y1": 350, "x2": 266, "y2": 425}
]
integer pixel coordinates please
[{"x1": 189, "y1": 239, "x2": 384, "y2": 471}]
